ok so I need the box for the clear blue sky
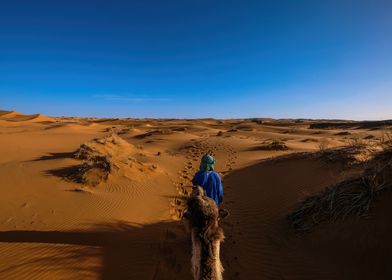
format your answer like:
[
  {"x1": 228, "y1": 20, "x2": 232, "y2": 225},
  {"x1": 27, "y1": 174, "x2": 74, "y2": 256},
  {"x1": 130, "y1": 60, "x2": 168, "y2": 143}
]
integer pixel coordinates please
[{"x1": 1, "y1": 0, "x2": 391, "y2": 119}]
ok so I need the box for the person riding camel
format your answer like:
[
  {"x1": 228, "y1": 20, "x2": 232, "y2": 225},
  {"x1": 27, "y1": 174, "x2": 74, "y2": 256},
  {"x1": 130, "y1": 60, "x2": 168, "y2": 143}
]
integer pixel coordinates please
[{"x1": 192, "y1": 153, "x2": 223, "y2": 206}]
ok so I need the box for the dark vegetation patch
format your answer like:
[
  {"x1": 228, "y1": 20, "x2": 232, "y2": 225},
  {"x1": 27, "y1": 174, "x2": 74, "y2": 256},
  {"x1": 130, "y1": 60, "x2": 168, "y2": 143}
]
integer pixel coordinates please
[
  {"x1": 68, "y1": 156, "x2": 112, "y2": 186},
  {"x1": 44, "y1": 134, "x2": 139, "y2": 187},
  {"x1": 335, "y1": 131, "x2": 351, "y2": 136},
  {"x1": 319, "y1": 145, "x2": 374, "y2": 165},
  {"x1": 288, "y1": 148, "x2": 392, "y2": 234},
  {"x1": 251, "y1": 139, "x2": 289, "y2": 151}
]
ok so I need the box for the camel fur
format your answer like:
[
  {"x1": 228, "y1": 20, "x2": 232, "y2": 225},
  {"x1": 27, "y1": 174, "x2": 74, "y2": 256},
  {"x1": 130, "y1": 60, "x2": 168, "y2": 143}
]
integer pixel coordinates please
[{"x1": 184, "y1": 187, "x2": 228, "y2": 280}]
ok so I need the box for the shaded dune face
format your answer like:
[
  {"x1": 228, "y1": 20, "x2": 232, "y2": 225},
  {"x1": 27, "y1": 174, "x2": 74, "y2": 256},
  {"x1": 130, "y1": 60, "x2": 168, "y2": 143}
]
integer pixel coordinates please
[{"x1": 185, "y1": 187, "x2": 225, "y2": 280}]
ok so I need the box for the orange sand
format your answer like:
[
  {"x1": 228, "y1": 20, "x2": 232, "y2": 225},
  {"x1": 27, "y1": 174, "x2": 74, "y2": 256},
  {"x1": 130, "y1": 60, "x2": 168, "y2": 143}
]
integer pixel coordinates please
[{"x1": 0, "y1": 110, "x2": 390, "y2": 279}]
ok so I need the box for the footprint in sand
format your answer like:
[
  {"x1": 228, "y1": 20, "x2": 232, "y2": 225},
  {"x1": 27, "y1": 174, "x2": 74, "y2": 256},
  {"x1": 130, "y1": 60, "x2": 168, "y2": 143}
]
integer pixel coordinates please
[{"x1": 21, "y1": 202, "x2": 30, "y2": 208}]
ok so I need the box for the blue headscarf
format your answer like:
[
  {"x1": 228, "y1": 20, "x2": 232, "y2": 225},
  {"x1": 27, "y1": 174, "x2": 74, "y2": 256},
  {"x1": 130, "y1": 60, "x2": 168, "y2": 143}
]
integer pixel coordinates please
[{"x1": 199, "y1": 154, "x2": 216, "y2": 171}]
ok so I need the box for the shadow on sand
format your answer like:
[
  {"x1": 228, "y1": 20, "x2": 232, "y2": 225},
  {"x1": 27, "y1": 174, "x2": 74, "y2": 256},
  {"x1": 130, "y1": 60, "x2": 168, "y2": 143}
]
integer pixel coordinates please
[
  {"x1": 0, "y1": 221, "x2": 192, "y2": 280},
  {"x1": 30, "y1": 152, "x2": 76, "y2": 161}
]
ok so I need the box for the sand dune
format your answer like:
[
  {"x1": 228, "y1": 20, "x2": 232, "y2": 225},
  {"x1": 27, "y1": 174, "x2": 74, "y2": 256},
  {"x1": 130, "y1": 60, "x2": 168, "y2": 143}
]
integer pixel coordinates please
[
  {"x1": 0, "y1": 111, "x2": 55, "y2": 123},
  {"x1": 0, "y1": 110, "x2": 23, "y2": 117},
  {"x1": 0, "y1": 110, "x2": 391, "y2": 279}
]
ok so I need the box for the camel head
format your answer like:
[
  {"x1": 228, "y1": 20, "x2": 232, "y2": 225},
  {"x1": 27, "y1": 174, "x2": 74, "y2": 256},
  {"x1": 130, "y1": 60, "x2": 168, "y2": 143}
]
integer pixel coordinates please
[{"x1": 184, "y1": 187, "x2": 228, "y2": 228}]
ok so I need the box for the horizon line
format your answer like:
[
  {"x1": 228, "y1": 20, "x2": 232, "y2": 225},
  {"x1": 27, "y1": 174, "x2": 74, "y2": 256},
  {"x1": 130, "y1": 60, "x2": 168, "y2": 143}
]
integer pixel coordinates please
[{"x1": 2, "y1": 108, "x2": 392, "y2": 122}]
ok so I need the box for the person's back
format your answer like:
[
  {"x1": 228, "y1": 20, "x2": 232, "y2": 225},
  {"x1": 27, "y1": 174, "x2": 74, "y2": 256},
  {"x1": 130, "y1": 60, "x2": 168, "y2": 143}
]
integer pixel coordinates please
[{"x1": 192, "y1": 154, "x2": 223, "y2": 205}]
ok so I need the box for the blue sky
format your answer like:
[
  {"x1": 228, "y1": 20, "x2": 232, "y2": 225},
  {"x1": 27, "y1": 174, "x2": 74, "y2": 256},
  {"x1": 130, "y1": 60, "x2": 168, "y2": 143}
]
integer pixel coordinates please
[{"x1": 1, "y1": 0, "x2": 391, "y2": 119}]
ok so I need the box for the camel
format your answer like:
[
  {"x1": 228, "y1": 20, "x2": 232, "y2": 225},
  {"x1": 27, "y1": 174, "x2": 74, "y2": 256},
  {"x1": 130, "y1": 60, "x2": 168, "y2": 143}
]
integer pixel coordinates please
[{"x1": 184, "y1": 187, "x2": 229, "y2": 280}]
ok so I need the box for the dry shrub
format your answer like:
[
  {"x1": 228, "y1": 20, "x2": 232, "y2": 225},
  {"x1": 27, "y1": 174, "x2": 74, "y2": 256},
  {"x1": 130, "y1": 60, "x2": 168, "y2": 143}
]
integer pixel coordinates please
[
  {"x1": 68, "y1": 155, "x2": 112, "y2": 186},
  {"x1": 271, "y1": 139, "x2": 289, "y2": 150},
  {"x1": 258, "y1": 139, "x2": 288, "y2": 151},
  {"x1": 346, "y1": 136, "x2": 366, "y2": 148},
  {"x1": 251, "y1": 119, "x2": 264, "y2": 125},
  {"x1": 74, "y1": 143, "x2": 94, "y2": 160},
  {"x1": 380, "y1": 128, "x2": 392, "y2": 150},
  {"x1": 320, "y1": 144, "x2": 378, "y2": 166},
  {"x1": 318, "y1": 138, "x2": 329, "y2": 152},
  {"x1": 288, "y1": 155, "x2": 392, "y2": 233},
  {"x1": 68, "y1": 134, "x2": 146, "y2": 186}
]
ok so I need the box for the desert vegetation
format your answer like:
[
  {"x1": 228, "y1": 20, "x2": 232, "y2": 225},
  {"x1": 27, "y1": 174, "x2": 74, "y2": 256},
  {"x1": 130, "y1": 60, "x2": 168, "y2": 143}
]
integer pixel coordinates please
[
  {"x1": 289, "y1": 148, "x2": 392, "y2": 233},
  {"x1": 257, "y1": 139, "x2": 289, "y2": 151}
]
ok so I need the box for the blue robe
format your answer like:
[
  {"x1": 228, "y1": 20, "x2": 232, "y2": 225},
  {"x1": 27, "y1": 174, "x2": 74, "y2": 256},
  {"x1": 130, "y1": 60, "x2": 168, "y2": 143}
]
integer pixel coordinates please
[{"x1": 192, "y1": 171, "x2": 223, "y2": 205}]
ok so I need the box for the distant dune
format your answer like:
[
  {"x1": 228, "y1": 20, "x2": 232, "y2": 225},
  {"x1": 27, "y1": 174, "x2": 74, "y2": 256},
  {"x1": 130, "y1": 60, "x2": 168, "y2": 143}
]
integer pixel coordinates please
[
  {"x1": 0, "y1": 110, "x2": 391, "y2": 279},
  {"x1": 0, "y1": 110, "x2": 55, "y2": 123}
]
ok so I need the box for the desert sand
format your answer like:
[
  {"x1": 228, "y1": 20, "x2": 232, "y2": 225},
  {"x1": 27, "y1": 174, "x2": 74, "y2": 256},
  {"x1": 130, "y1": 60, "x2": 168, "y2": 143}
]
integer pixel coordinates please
[{"x1": 0, "y1": 110, "x2": 391, "y2": 279}]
